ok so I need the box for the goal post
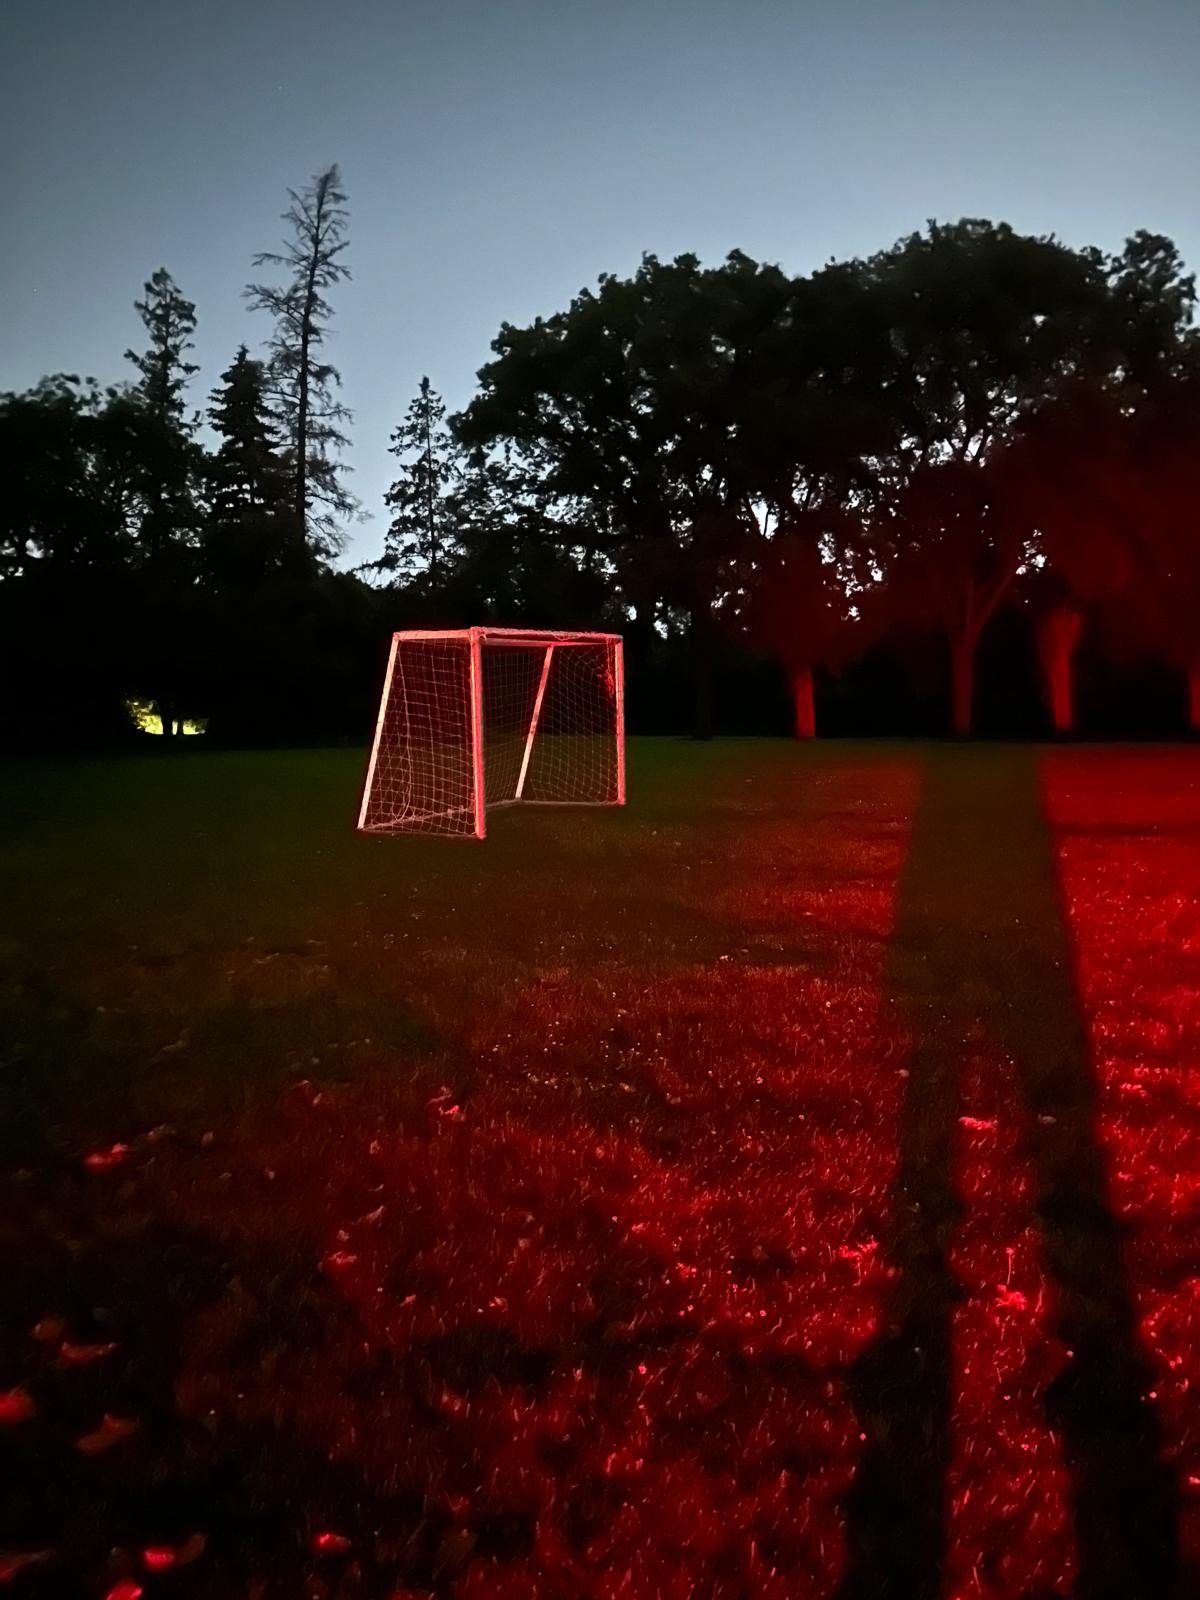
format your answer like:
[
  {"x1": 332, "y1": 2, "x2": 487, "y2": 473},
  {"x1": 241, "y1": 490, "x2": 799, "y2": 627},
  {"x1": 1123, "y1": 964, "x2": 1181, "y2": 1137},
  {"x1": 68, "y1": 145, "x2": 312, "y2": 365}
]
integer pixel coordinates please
[{"x1": 357, "y1": 627, "x2": 625, "y2": 838}]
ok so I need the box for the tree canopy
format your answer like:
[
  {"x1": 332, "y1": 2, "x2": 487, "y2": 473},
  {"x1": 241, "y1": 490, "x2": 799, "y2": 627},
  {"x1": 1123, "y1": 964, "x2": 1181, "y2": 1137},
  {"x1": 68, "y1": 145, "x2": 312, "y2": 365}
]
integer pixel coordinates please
[{"x1": 3, "y1": 200, "x2": 1199, "y2": 749}]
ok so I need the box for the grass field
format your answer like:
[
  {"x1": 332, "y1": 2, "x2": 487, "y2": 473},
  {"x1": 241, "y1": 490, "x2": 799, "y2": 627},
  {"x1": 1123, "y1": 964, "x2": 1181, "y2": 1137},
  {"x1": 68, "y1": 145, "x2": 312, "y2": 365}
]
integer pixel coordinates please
[{"x1": 1, "y1": 740, "x2": 1199, "y2": 1599}]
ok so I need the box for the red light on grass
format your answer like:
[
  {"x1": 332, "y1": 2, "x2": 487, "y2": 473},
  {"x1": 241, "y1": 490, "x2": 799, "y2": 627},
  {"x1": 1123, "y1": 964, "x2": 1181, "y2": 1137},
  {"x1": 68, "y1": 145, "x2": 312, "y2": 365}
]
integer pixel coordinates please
[
  {"x1": 60, "y1": 1340, "x2": 117, "y2": 1366},
  {"x1": 142, "y1": 1533, "x2": 205, "y2": 1572},
  {"x1": 0, "y1": 1388, "x2": 35, "y2": 1425},
  {"x1": 85, "y1": 1143, "x2": 130, "y2": 1171},
  {"x1": 76, "y1": 1413, "x2": 137, "y2": 1454},
  {"x1": 312, "y1": 1531, "x2": 352, "y2": 1555}
]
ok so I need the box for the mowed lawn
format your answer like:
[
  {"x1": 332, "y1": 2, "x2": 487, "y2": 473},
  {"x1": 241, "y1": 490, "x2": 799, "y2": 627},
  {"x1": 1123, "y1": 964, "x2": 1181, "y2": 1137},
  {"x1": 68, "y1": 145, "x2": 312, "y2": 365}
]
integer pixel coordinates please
[{"x1": 1, "y1": 740, "x2": 1199, "y2": 1599}]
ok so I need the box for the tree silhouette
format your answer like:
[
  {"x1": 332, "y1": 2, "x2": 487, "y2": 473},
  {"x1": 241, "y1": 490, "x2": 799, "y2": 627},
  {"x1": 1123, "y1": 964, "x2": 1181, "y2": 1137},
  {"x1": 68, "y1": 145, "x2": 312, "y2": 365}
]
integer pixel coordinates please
[
  {"x1": 125, "y1": 268, "x2": 198, "y2": 425},
  {"x1": 458, "y1": 252, "x2": 801, "y2": 735},
  {"x1": 868, "y1": 221, "x2": 1112, "y2": 734},
  {"x1": 123, "y1": 268, "x2": 202, "y2": 569},
  {"x1": 382, "y1": 377, "x2": 460, "y2": 578},
  {"x1": 4, "y1": 205, "x2": 1199, "y2": 750},
  {"x1": 732, "y1": 511, "x2": 874, "y2": 737},
  {"x1": 247, "y1": 164, "x2": 354, "y2": 560},
  {"x1": 204, "y1": 346, "x2": 298, "y2": 590}
]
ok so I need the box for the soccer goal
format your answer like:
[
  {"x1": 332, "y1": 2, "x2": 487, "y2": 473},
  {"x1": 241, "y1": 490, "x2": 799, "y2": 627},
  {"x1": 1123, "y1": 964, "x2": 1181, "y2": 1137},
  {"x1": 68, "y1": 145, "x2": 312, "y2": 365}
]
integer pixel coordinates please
[{"x1": 357, "y1": 628, "x2": 625, "y2": 838}]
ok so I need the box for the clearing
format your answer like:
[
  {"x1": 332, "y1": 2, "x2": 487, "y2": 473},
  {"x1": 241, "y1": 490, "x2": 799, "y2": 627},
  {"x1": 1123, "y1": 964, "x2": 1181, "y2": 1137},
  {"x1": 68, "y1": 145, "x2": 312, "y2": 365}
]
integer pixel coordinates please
[{"x1": 1, "y1": 741, "x2": 1198, "y2": 1599}]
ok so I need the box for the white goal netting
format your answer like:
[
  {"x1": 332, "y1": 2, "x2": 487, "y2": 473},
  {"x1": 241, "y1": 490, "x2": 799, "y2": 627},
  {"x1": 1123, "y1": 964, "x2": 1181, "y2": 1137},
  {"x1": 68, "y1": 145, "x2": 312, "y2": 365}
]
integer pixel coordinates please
[{"x1": 357, "y1": 628, "x2": 624, "y2": 837}]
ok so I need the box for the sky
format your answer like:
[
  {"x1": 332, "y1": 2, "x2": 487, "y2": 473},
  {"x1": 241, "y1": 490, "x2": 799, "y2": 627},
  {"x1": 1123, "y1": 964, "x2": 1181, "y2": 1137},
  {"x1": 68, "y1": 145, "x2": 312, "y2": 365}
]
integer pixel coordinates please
[{"x1": 5, "y1": 0, "x2": 1200, "y2": 566}]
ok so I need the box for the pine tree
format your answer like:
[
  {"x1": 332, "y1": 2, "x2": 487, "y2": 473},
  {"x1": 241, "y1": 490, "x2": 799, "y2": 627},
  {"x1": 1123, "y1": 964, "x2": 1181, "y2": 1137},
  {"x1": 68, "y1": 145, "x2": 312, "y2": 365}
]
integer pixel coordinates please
[
  {"x1": 120, "y1": 269, "x2": 204, "y2": 739},
  {"x1": 204, "y1": 345, "x2": 298, "y2": 588},
  {"x1": 123, "y1": 267, "x2": 202, "y2": 573},
  {"x1": 382, "y1": 376, "x2": 460, "y2": 577},
  {"x1": 246, "y1": 164, "x2": 355, "y2": 559},
  {"x1": 125, "y1": 268, "x2": 199, "y2": 424}
]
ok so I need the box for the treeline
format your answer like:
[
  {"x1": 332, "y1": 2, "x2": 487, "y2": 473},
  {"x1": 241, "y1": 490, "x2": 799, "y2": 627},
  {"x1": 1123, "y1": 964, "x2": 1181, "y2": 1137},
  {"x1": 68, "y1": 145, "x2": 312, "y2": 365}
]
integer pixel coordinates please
[{"x1": 3, "y1": 166, "x2": 1198, "y2": 749}]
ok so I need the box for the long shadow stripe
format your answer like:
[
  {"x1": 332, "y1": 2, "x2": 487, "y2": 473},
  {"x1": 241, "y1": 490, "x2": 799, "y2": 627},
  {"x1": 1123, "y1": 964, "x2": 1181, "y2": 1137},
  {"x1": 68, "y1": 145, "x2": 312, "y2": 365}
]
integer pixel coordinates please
[{"x1": 838, "y1": 746, "x2": 1178, "y2": 1600}]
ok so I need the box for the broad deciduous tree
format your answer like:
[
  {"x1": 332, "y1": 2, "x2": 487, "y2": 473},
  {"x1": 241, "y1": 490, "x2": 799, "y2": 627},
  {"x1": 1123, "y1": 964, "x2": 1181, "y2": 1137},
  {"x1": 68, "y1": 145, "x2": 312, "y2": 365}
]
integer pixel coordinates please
[
  {"x1": 457, "y1": 251, "x2": 874, "y2": 736},
  {"x1": 867, "y1": 220, "x2": 1112, "y2": 734},
  {"x1": 730, "y1": 515, "x2": 872, "y2": 738}
]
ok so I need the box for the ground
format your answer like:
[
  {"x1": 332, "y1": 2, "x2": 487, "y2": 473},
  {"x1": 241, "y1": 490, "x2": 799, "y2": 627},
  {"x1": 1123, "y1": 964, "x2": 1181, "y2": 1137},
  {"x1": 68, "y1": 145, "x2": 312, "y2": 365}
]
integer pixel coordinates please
[{"x1": 1, "y1": 740, "x2": 1198, "y2": 1599}]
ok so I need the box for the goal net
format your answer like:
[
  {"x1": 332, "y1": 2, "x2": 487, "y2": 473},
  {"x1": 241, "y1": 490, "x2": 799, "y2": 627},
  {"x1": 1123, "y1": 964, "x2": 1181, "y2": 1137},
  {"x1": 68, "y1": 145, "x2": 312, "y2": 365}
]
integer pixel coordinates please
[{"x1": 357, "y1": 628, "x2": 625, "y2": 838}]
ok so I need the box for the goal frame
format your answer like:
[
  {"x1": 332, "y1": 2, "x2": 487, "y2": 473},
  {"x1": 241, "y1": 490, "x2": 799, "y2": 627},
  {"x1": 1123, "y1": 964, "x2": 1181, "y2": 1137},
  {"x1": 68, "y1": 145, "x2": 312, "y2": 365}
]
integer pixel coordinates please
[{"x1": 357, "y1": 626, "x2": 626, "y2": 839}]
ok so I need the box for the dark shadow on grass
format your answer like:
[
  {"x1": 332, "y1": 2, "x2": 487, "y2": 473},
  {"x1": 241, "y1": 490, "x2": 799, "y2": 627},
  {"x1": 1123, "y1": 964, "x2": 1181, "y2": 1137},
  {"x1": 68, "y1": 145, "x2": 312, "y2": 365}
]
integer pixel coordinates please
[
  {"x1": 0, "y1": 955, "x2": 438, "y2": 1166},
  {"x1": 839, "y1": 746, "x2": 1181, "y2": 1600},
  {"x1": 0, "y1": 1167, "x2": 472, "y2": 1598}
]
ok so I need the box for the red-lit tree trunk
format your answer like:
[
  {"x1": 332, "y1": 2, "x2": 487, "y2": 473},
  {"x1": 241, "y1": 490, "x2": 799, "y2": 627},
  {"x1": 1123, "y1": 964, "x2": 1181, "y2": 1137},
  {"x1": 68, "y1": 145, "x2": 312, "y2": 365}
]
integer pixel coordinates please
[
  {"x1": 1190, "y1": 662, "x2": 1200, "y2": 732},
  {"x1": 950, "y1": 632, "x2": 976, "y2": 739},
  {"x1": 1038, "y1": 606, "x2": 1083, "y2": 736},
  {"x1": 946, "y1": 563, "x2": 1017, "y2": 739},
  {"x1": 792, "y1": 664, "x2": 815, "y2": 739}
]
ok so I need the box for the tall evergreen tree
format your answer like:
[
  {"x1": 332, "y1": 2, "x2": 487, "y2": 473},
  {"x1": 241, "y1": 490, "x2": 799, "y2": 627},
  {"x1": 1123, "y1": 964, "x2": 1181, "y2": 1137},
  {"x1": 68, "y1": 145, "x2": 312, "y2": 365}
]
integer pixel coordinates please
[
  {"x1": 204, "y1": 346, "x2": 297, "y2": 588},
  {"x1": 246, "y1": 164, "x2": 355, "y2": 559},
  {"x1": 125, "y1": 268, "x2": 198, "y2": 424},
  {"x1": 123, "y1": 267, "x2": 202, "y2": 567},
  {"x1": 382, "y1": 377, "x2": 460, "y2": 577}
]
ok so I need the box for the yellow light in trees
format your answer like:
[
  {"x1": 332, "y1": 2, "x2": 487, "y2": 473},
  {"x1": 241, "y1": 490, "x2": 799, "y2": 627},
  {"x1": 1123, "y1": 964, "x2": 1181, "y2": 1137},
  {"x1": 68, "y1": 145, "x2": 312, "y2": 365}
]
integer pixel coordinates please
[{"x1": 123, "y1": 699, "x2": 207, "y2": 737}]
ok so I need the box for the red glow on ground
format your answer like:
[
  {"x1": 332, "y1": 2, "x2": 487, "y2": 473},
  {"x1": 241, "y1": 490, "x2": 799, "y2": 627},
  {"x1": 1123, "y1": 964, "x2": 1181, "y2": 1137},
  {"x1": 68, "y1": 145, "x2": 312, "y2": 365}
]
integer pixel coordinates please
[
  {"x1": 311, "y1": 1530, "x2": 353, "y2": 1555},
  {"x1": 172, "y1": 759, "x2": 917, "y2": 1596},
  {"x1": 0, "y1": 1388, "x2": 35, "y2": 1425},
  {"x1": 58, "y1": 1339, "x2": 117, "y2": 1366},
  {"x1": 44, "y1": 748, "x2": 1200, "y2": 1592},
  {"x1": 84, "y1": 1142, "x2": 130, "y2": 1170},
  {"x1": 946, "y1": 1050, "x2": 1077, "y2": 1597},
  {"x1": 1045, "y1": 750, "x2": 1200, "y2": 1563},
  {"x1": 75, "y1": 1412, "x2": 137, "y2": 1454}
]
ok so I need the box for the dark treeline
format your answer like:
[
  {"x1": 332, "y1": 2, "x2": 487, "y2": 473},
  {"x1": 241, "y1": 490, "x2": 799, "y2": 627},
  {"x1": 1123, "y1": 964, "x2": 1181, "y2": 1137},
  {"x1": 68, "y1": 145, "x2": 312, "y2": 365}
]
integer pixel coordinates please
[{"x1": 4, "y1": 167, "x2": 1198, "y2": 750}]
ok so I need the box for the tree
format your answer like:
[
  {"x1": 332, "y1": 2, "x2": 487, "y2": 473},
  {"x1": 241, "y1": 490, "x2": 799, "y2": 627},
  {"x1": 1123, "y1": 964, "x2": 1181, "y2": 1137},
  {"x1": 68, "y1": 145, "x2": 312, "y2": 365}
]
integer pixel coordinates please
[
  {"x1": 124, "y1": 268, "x2": 198, "y2": 424},
  {"x1": 731, "y1": 509, "x2": 875, "y2": 737},
  {"x1": 0, "y1": 378, "x2": 163, "y2": 745},
  {"x1": 1097, "y1": 371, "x2": 1200, "y2": 730},
  {"x1": 1001, "y1": 383, "x2": 1138, "y2": 734},
  {"x1": 457, "y1": 253, "x2": 819, "y2": 736},
  {"x1": 381, "y1": 377, "x2": 460, "y2": 578},
  {"x1": 1, "y1": 377, "x2": 108, "y2": 579},
  {"x1": 122, "y1": 268, "x2": 203, "y2": 573},
  {"x1": 868, "y1": 220, "x2": 1114, "y2": 734},
  {"x1": 120, "y1": 268, "x2": 207, "y2": 737},
  {"x1": 247, "y1": 164, "x2": 354, "y2": 559},
  {"x1": 204, "y1": 345, "x2": 298, "y2": 589},
  {"x1": 1008, "y1": 238, "x2": 1198, "y2": 734}
]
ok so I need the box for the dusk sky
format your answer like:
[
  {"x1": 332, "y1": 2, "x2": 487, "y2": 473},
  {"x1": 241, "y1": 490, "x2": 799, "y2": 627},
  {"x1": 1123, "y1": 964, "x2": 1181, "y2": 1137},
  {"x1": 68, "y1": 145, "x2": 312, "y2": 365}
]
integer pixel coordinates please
[{"x1": 6, "y1": 0, "x2": 1199, "y2": 566}]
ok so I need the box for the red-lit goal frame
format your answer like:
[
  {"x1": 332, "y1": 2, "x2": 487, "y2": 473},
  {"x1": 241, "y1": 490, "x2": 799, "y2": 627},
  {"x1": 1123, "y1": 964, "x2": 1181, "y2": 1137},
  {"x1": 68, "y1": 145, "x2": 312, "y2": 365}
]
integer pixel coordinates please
[{"x1": 357, "y1": 627, "x2": 625, "y2": 839}]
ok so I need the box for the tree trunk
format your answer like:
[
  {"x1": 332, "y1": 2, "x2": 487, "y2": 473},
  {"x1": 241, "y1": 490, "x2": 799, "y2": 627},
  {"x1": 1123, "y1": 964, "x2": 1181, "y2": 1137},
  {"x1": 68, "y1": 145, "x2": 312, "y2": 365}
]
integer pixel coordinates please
[
  {"x1": 295, "y1": 247, "x2": 320, "y2": 540},
  {"x1": 690, "y1": 598, "x2": 714, "y2": 741},
  {"x1": 1189, "y1": 662, "x2": 1200, "y2": 733},
  {"x1": 950, "y1": 633, "x2": 975, "y2": 738},
  {"x1": 158, "y1": 699, "x2": 176, "y2": 742},
  {"x1": 295, "y1": 324, "x2": 309, "y2": 535},
  {"x1": 1038, "y1": 607, "x2": 1083, "y2": 736},
  {"x1": 792, "y1": 664, "x2": 815, "y2": 739}
]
